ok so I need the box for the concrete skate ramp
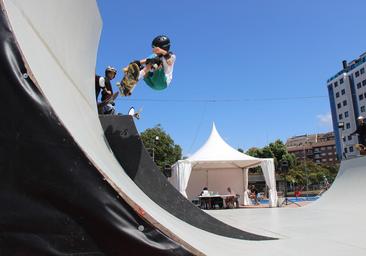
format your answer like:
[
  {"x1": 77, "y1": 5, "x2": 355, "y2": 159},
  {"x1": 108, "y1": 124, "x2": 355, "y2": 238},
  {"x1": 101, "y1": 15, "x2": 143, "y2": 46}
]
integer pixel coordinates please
[
  {"x1": 208, "y1": 157, "x2": 366, "y2": 255},
  {"x1": 1, "y1": 0, "x2": 365, "y2": 255},
  {"x1": 0, "y1": 0, "x2": 276, "y2": 255}
]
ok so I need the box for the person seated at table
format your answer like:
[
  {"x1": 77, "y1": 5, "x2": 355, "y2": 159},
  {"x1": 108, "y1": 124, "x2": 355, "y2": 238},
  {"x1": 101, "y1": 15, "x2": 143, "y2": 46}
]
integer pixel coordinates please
[
  {"x1": 250, "y1": 185, "x2": 260, "y2": 205},
  {"x1": 225, "y1": 187, "x2": 239, "y2": 208},
  {"x1": 200, "y1": 187, "x2": 209, "y2": 196},
  {"x1": 199, "y1": 187, "x2": 210, "y2": 209}
]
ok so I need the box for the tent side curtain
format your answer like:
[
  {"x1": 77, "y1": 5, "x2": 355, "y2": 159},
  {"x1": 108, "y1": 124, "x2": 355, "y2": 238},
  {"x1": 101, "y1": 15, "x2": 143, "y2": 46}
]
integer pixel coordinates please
[
  {"x1": 170, "y1": 160, "x2": 192, "y2": 198},
  {"x1": 260, "y1": 159, "x2": 278, "y2": 207},
  {"x1": 243, "y1": 168, "x2": 253, "y2": 206}
]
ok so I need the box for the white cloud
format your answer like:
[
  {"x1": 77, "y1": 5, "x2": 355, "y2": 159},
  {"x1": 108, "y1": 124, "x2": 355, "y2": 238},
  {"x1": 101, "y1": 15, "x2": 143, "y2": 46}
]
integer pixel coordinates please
[{"x1": 317, "y1": 113, "x2": 333, "y2": 129}]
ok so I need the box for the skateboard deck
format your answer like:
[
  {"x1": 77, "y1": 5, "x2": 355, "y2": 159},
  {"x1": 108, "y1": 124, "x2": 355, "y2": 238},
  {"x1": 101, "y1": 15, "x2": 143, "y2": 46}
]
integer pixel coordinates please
[
  {"x1": 97, "y1": 92, "x2": 118, "y2": 114},
  {"x1": 118, "y1": 63, "x2": 140, "y2": 96},
  {"x1": 128, "y1": 107, "x2": 142, "y2": 120}
]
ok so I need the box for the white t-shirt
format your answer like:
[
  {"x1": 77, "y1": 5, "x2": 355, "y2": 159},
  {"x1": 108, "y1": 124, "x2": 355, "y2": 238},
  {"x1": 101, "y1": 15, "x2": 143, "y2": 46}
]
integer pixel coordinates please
[
  {"x1": 99, "y1": 77, "x2": 105, "y2": 88},
  {"x1": 161, "y1": 54, "x2": 176, "y2": 85}
]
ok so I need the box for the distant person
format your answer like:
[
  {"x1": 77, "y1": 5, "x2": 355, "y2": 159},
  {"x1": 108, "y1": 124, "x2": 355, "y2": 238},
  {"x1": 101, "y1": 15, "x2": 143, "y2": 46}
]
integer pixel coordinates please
[
  {"x1": 250, "y1": 185, "x2": 259, "y2": 205},
  {"x1": 95, "y1": 66, "x2": 117, "y2": 101},
  {"x1": 323, "y1": 177, "x2": 330, "y2": 190},
  {"x1": 200, "y1": 187, "x2": 209, "y2": 196},
  {"x1": 119, "y1": 35, "x2": 176, "y2": 96},
  {"x1": 294, "y1": 189, "x2": 301, "y2": 198},
  {"x1": 226, "y1": 187, "x2": 239, "y2": 208},
  {"x1": 227, "y1": 187, "x2": 235, "y2": 195},
  {"x1": 95, "y1": 66, "x2": 117, "y2": 114},
  {"x1": 350, "y1": 116, "x2": 366, "y2": 155},
  {"x1": 199, "y1": 187, "x2": 210, "y2": 209}
]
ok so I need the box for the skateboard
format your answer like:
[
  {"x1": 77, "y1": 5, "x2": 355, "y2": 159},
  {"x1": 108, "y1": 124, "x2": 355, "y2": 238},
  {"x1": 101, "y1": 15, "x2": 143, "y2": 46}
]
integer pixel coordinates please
[
  {"x1": 128, "y1": 107, "x2": 142, "y2": 120},
  {"x1": 355, "y1": 144, "x2": 366, "y2": 155},
  {"x1": 97, "y1": 92, "x2": 118, "y2": 114},
  {"x1": 117, "y1": 62, "x2": 140, "y2": 96}
]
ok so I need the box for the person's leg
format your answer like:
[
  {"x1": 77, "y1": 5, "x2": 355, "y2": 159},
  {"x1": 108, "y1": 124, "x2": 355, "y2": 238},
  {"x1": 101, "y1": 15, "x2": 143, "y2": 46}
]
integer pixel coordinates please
[
  {"x1": 138, "y1": 63, "x2": 152, "y2": 80},
  {"x1": 143, "y1": 68, "x2": 168, "y2": 91}
]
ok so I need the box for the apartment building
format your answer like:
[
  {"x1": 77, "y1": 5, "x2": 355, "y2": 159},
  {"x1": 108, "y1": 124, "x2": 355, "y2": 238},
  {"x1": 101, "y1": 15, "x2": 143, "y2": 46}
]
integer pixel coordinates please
[{"x1": 327, "y1": 52, "x2": 366, "y2": 159}]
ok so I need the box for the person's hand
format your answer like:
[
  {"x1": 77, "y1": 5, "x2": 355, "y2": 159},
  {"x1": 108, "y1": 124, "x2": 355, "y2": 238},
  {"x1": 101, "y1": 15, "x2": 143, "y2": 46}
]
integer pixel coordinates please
[{"x1": 106, "y1": 90, "x2": 112, "y2": 95}]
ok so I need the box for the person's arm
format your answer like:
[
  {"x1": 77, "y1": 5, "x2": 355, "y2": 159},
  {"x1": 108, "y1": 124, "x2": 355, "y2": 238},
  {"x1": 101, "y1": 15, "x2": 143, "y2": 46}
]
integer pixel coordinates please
[
  {"x1": 153, "y1": 47, "x2": 168, "y2": 56},
  {"x1": 140, "y1": 59, "x2": 147, "y2": 65}
]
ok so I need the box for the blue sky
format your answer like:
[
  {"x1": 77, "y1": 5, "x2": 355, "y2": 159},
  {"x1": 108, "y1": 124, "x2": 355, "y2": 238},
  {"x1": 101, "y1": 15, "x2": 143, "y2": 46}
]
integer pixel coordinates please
[{"x1": 96, "y1": 0, "x2": 366, "y2": 156}]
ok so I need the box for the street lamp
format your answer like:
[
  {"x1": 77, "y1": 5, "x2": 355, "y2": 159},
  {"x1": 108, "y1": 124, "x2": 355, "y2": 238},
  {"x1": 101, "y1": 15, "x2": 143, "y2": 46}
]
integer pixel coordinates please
[
  {"x1": 152, "y1": 136, "x2": 159, "y2": 162},
  {"x1": 338, "y1": 122, "x2": 345, "y2": 160},
  {"x1": 303, "y1": 135, "x2": 309, "y2": 198}
]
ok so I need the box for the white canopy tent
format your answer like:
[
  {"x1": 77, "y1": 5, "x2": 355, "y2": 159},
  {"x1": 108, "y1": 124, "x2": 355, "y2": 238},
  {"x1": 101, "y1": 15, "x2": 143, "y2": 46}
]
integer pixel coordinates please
[{"x1": 170, "y1": 123, "x2": 278, "y2": 207}]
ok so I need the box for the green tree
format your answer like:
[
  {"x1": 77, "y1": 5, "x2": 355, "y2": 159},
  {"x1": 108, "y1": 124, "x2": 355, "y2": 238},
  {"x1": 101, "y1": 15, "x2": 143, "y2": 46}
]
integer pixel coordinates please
[
  {"x1": 285, "y1": 161, "x2": 339, "y2": 188},
  {"x1": 141, "y1": 124, "x2": 182, "y2": 172},
  {"x1": 247, "y1": 142, "x2": 296, "y2": 171},
  {"x1": 246, "y1": 147, "x2": 262, "y2": 158}
]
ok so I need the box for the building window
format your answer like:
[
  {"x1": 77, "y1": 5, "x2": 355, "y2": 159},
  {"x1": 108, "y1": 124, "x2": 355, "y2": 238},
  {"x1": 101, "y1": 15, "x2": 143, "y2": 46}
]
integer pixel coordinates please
[
  {"x1": 343, "y1": 137, "x2": 346, "y2": 142},
  {"x1": 337, "y1": 103, "x2": 341, "y2": 109},
  {"x1": 363, "y1": 80, "x2": 366, "y2": 86},
  {"x1": 343, "y1": 100, "x2": 347, "y2": 106},
  {"x1": 361, "y1": 68, "x2": 365, "y2": 74},
  {"x1": 344, "y1": 147, "x2": 348, "y2": 153},
  {"x1": 335, "y1": 92, "x2": 340, "y2": 98},
  {"x1": 356, "y1": 71, "x2": 360, "y2": 77},
  {"x1": 357, "y1": 82, "x2": 362, "y2": 89},
  {"x1": 316, "y1": 160, "x2": 320, "y2": 163},
  {"x1": 341, "y1": 89, "x2": 346, "y2": 95},
  {"x1": 322, "y1": 159, "x2": 327, "y2": 162},
  {"x1": 340, "y1": 78, "x2": 344, "y2": 84},
  {"x1": 329, "y1": 158, "x2": 333, "y2": 161},
  {"x1": 364, "y1": 92, "x2": 366, "y2": 98},
  {"x1": 350, "y1": 146, "x2": 354, "y2": 153},
  {"x1": 359, "y1": 94, "x2": 364, "y2": 100},
  {"x1": 338, "y1": 114, "x2": 343, "y2": 120},
  {"x1": 334, "y1": 81, "x2": 338, "y2": 87},
  {"x1": 346, "y1": 123, "x2": 351, "y2": 129},
  {"x1": 361, "y1": 106, "x2": 365, "y2": 112},
  {"x1": 345, "y1": 111, "x2": 349, "y2": 118},
  {"x1": 348, "y1": 135, "x2": 352, "y2": 140}
]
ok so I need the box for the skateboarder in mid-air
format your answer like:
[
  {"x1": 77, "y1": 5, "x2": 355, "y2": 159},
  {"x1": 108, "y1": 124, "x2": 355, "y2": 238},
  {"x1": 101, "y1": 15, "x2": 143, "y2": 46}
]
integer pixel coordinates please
[
  {"x1": 119, "y1": 35, "x2": 176, "y2": 96},
  {"x1": 350, "y1": 116, "x2": 366, "y2": 155},
  {"x1": 95, "y1": 66, "x2": 118, "y2": 114}
]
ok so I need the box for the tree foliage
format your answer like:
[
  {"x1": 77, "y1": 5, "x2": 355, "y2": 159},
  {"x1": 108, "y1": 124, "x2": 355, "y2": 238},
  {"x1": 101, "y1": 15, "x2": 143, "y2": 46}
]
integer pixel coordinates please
[
  {"x1": 246, "y1": 140, "x2": 296, "y2": 173},
  {"x1": 244, "y1": 139, "x2": 338, "y2": 186},
  {"x1": 141, "y1": 124, "x2": 182, "y2": 172},
  {"x1": 285, "y1": 161, "x2": 339, "y2": 187}
]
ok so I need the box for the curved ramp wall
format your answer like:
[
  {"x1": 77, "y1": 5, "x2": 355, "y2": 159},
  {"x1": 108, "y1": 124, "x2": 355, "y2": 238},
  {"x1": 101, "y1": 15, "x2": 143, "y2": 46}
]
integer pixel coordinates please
[{"x1": 0, "y1": 0, "x2": 276, "y2": 255}]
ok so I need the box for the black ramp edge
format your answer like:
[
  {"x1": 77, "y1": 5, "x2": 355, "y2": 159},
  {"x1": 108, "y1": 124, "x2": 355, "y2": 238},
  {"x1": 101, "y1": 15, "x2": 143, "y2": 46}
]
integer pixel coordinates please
[
  {"x1": 0, "y1": 8, "x2": 192, "y2": 256},
  {"x1": 100, "y1": 115, "x2": 277, "y2": 241}
]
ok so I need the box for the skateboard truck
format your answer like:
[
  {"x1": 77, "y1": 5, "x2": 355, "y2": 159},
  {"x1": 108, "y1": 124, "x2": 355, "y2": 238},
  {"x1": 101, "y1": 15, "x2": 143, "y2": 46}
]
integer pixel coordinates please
[{"x1": 128, "y1": 107, "x2": 142, "y2": 120}]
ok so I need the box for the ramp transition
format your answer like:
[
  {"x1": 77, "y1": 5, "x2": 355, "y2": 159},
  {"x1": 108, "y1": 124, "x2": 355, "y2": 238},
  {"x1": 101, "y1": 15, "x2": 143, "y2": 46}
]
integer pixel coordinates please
[{"x1": 100, "y1": 115, "x2": 274, "y2": 241}]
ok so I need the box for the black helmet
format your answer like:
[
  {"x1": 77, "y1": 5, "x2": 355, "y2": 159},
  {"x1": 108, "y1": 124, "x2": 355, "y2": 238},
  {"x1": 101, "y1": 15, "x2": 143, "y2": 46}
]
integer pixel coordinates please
[
  {"x1": 152, "y1": 35, "x2": 170, "y2": 51},
  {"x1": 105, "y1": 66, "x2": 117, "y2": 77}
]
